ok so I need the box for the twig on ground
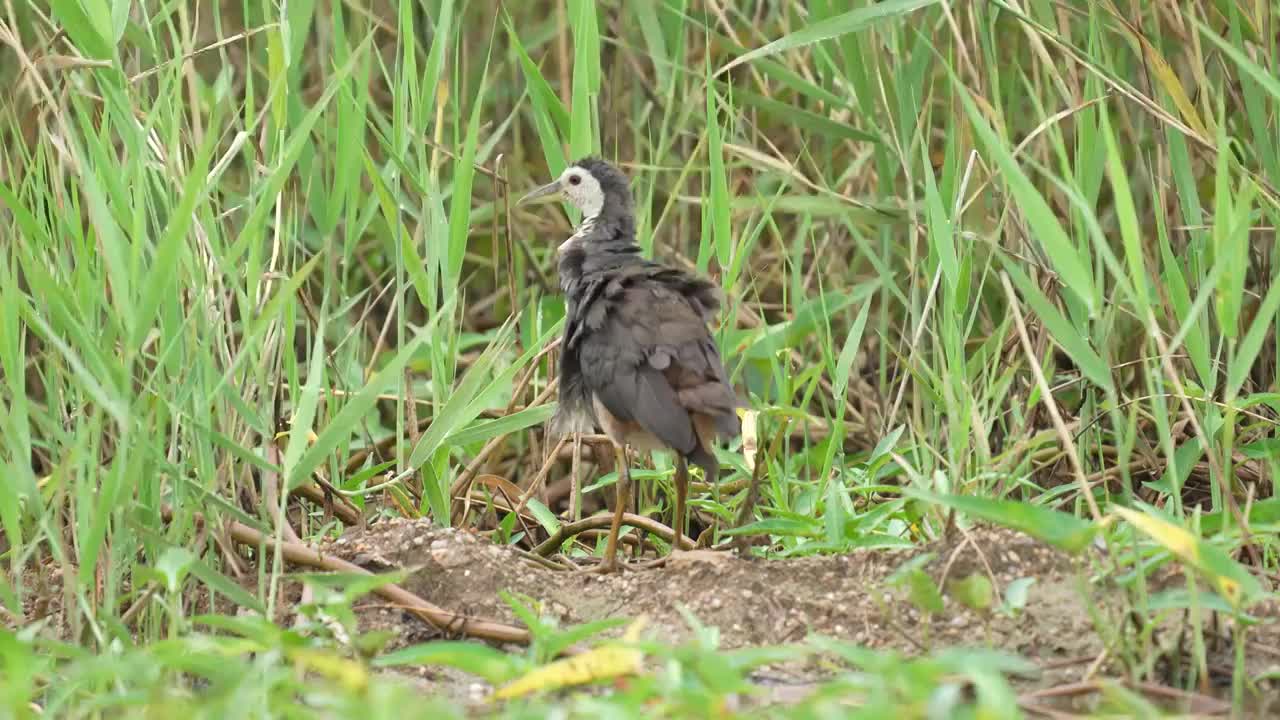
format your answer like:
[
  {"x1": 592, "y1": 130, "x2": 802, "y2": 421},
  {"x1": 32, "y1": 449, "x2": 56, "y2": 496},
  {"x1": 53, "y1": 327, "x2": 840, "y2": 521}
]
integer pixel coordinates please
[
  {"x1": 531, "y1": 512, "x2": 697, "y2": 557},
  {"x1": 1018, "y1": 679, "x2": 1231, "y2": 716},
  {"x1": 160, "y1": 506, "x2": 531, "y2": 645},
  {"x1": 291, "y1": 480, "x2": 362, "y2": 525}
]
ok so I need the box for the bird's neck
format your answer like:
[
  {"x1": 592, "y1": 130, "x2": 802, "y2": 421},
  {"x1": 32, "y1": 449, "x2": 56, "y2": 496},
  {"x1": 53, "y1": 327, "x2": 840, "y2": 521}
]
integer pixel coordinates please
[
  {"x1": 588, "y1": 204, "x2": 636, "y2": 243},
  {"x1": 558, "y1": 208, "x2": 638, "y2": 255},
  {"x1": 557, "y1": 210, "x2": 641, "y2": 290}
]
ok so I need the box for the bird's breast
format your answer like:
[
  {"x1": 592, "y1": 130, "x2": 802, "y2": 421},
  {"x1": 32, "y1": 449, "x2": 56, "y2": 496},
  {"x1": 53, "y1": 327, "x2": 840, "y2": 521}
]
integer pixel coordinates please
[{"x1": 557, "y1": 235, "x2": 582, "y2": 255}]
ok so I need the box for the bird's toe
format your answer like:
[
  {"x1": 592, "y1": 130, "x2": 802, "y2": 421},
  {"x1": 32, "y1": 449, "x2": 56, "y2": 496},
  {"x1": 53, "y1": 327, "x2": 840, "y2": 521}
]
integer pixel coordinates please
[{"x1": 580, "y1": 557, "x2": 627, "y2": 575}]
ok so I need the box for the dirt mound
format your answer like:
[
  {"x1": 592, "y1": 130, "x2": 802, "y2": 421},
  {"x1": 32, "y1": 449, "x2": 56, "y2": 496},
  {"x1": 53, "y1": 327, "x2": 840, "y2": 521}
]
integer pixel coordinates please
[
  {"x1": 324, "y1": 518, "x2": 1280, "y2": 713},
  {"x1": 329, "y1": 520, "x2": 1091, "y2": 657}
]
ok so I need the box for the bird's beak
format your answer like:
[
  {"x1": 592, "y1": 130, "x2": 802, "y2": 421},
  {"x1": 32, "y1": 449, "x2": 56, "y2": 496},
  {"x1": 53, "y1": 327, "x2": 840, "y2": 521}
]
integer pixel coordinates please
[{"x1": 518, "y1": 180, "x2": 562, "y2": 205}]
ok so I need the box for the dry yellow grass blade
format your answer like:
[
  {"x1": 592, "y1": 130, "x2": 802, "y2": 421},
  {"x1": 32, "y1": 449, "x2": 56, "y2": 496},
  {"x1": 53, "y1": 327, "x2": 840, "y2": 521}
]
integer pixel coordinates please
[
  {"x1": 1141, "y1": 46, "x2": 1209, "y2": 138},
  {"x1": 1101, "y1": 0, "x2": 1209, "y2": 139}
]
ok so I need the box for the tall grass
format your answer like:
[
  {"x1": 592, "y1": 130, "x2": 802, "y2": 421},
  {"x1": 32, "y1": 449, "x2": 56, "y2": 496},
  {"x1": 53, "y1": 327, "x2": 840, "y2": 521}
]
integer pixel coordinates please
[{"x1": 1, "y1": 0, "x2": 1277, "y2": 716}]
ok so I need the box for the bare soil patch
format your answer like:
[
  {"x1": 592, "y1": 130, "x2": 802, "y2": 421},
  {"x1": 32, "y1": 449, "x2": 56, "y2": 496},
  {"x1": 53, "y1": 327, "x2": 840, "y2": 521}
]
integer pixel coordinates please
[{"x1": 325, "y1": 519, "x2": 1280, "y2": 713}]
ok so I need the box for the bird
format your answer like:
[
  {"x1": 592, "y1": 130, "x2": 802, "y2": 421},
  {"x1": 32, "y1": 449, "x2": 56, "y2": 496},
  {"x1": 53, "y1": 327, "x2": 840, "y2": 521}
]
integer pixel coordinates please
[{"x1": 519, "y1": 157, "x2": 742, "y2": 572}]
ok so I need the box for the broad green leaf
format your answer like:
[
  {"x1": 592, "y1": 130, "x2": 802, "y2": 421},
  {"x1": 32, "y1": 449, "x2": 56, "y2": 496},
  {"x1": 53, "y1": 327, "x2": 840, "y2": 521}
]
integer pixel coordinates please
[
  {"x1": 832, "y1": 300, "x2": 872, "y2": 407},
  {"x1": 1198, "y1": 497, "x2": 1280, "y2": 535},
  {"x1": 1002, "y1": 578, "x2": 1035, "y2": 615},
  {"x1": 539, "y1": 617, "x2": 632, "y2": 660},
  {"x1": 447, "y1": 404, "x2": 558, "y2": 448},
  {"x1": 50, "y1": 0, "x2": 114, "y2": 59},
  {"x1": 568, "y1": 0, "x2": 598, "y2": 161},
  {"x1": 186, "y1": 553, "x2": 267, "y2": 615},
  {"x1": 721, "y1": 517, "x2": 822, "y2": 537},
  {"x1": 526, "y1": 498, "x2": 561, "y2": 536},
  {"x1": 155, "y1": 547, "x2": 196, "y2": 593},
  {"x1": 707, "y1": 87, "x2": 733, "y2": 271},
  {"x1": 505, "y1": 16, "x2": 569, "y2": 166},
  {"x1": 373, "y1": 641, "x2": 517, "y2": 684},
  {"x1": 493, "y1": 627, "x2": 644, "y2": 699},
  {"x1": 632, "y1": 2, "x2": 671, "y2": 91},
  {"x1": 906, "y1": 569, "x2": 944, "y2": 615},
  {"x1": 903, "y1": 488, "x2": 1098, "y2": 554},
  {"x1": 948, "y1": 574, "x2": 995, "y2": 613}
]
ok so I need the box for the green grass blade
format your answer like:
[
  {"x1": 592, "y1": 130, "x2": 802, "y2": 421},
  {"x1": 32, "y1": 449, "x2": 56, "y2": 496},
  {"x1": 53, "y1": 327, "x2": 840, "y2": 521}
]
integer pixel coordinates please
[{"x1": 716, "y1": 0, "x2": 941, "y2": 77}]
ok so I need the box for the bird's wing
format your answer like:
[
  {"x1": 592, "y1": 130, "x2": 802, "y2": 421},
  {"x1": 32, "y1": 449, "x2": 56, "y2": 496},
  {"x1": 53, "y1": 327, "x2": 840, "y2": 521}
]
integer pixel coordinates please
[{"x1": 578, "y1": 265, "x2": 741, "y2": 455}]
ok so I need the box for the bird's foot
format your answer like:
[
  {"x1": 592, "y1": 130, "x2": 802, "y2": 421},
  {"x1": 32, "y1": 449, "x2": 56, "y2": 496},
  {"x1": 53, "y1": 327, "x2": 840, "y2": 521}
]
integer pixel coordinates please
[
  {"x1": 581, "y1": 555, "x2": 672, "y2": 572},
  {"x1": 579, "y1": 557, "x2": 627, "y2": 575},
  {"x1": 642, "y1": 546, "x2": 688, "y2": 570},
  {"x1": 632, "y1": 555, "x2": 671, "y2": 570}
]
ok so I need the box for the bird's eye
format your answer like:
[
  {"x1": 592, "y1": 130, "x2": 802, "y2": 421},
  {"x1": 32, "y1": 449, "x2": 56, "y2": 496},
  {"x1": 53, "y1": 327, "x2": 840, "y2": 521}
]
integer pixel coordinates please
[{"x1": 568, "y1": 174, "x2": 582, "y2": 186}]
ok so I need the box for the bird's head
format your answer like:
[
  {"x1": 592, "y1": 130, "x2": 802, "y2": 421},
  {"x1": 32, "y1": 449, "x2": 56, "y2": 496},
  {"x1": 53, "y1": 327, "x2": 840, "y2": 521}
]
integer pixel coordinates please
[{"x1": 519, "y1": 157, "x2": 633, "y2": 222}]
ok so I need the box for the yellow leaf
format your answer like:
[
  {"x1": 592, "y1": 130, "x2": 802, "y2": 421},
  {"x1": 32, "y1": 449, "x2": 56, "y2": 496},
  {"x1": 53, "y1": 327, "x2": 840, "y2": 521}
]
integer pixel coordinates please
[
  {"x1": 491, "y1": 616, "x2": 647, "y2": 700},
  {"x1": 1112, "y1": 506, "x2": 1243, "y2": 606},
  {"x1": 1218, "y1": 577, "x2": 1242, "y2": 606},
  {"x1": 621, "y1": 615, "x2": 647, "y2": 642},
  {"x1": 274, "y1": 427, "x2": 319, "y2": 445},
  {"x1": 287, "y1": 648, "x2": 369, "y2": 692},
  {"x1": 1113, "y1": 506, "x2": 1198, "y2": 562},
  {"x1": 1139, "y1": 40, "x2": 1209, "y2": 138}
]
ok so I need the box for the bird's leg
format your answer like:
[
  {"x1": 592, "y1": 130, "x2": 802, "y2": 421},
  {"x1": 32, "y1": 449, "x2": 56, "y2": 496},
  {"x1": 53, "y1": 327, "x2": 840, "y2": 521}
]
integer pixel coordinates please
[
  {"x1": 568, "y1": 432, "x2": 583, "y2": 521},
  {"x1": 671, "y1": 455, "x2": 689, "y2": 555},
  {"x1": 597, "y1": 443, "x2": 630, "y2": 573},
  {"x1": 631, "y1": 453, "x2": 646, "y2": 560}
]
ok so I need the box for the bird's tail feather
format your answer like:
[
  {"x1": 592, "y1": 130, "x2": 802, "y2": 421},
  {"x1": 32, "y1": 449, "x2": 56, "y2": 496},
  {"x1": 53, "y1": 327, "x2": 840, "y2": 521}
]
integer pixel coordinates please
[{"x1": 548, "y1": 397, "x2": 596, "y2": 437}]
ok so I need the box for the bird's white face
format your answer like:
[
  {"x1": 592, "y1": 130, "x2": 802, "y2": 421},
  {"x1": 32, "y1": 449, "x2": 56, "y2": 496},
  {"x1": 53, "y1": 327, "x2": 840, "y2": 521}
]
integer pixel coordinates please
[{"x1": 557, "y1": 166, "x2": 604, "y2": 219}]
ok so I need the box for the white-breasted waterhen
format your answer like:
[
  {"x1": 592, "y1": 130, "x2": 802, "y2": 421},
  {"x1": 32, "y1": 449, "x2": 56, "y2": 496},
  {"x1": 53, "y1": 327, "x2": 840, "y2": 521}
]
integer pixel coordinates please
[{"x1": 520, "y1": 157, "x2": 741, "y2": 572}]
